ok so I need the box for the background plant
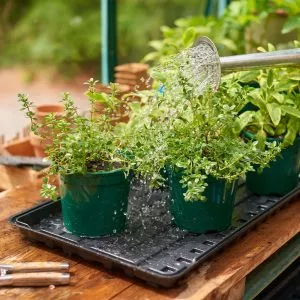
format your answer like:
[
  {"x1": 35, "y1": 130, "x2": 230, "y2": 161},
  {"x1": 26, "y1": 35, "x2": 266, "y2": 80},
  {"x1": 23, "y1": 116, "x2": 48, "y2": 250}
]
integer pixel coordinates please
[
  {"x1": 2, "y1": 1, "x2": 298, "y2": 76},
  {"x1": 0, "y1": 0, "x2": 203, "y2": 76},
  {"x1": 143, "y1": 0, "x2": 299, "y2": 65},
  {"x1": 234, "y1": 42, "x2": 300, "y2": 147}
]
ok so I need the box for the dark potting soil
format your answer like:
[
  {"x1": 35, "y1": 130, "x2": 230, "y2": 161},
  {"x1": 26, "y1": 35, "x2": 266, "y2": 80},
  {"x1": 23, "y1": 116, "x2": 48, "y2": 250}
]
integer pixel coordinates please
[{"x1": 86, "y1": 160, "x2": 123, "y2": 172}]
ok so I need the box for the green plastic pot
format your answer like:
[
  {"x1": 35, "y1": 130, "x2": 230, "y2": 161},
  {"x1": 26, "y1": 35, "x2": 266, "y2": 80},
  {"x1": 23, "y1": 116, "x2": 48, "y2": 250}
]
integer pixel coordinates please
[
  {"x1": 244, "y1": 131, "x2": 300, "y2": 196},
  {"x1": 169, "y1": 170, "x2": 237, "y2": 233},
  {"x1": 60, "y1": 169, "x2": 130, "y2": 237}
]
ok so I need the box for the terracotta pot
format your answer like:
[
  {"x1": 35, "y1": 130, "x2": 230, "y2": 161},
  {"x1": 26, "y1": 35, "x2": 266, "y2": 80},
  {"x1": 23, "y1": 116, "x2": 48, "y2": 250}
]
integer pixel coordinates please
[
  {"x1": 35, "y1": 104, "x2": 64, "y2": 136},
  {"x1": 29, "y1": 132, "x2": 53, "y2": 158},
  {"x1": 35, "y1": 103, "x2": 64, "y2": 124},
  {"x1": 92, "y1": 84, "x2": 133, "y2": 124},
  {"x1": 114, "y1": 63, "x2": 152, "y2": 91},
  {"x1": 3, "y1": 137, "x2": 35, "y2": 157},
  {"x1": 114, "y1": 63, "x2": 149, "y2": 74}
]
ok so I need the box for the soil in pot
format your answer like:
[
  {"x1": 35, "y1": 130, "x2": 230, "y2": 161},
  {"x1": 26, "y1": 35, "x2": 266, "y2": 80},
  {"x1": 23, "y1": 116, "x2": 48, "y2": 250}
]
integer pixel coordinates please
[
  {"x1": 169, "y1": 170, "x2": 237, "y2": 233},
  {"x1": 244, "y1": 131, "x2": 300, "y2": 196},
  {"x1": 60, "y1": 169, "x2": 130, "y2": 237}
]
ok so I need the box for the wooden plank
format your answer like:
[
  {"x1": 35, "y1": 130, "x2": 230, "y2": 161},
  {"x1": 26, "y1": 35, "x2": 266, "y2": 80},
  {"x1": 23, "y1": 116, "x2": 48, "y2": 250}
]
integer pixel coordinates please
[
  {"x1": 0, "y1": 165, "x2": 38, "y2": 192},
  {"x1": 0, "y1": 179, "x2": 42, "y2": 220},
  {"x1": 111, "y1": 198, "x2": 300, "y2": 300},
  {"x1": 224, "y1": 279, "x2": 245, "y2": 300},
  {"x1": 0, "y1": 245, "x2": 132, "y2": 300}
]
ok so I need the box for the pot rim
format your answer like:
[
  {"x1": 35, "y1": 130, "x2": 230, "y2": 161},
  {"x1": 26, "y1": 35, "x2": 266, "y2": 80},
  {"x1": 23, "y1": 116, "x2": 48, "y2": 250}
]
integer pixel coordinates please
[
  {"x1": 243, "y1": 130, "x2": 300, "y2": 143},
  {"x1": 61, "y1": 168, "x2": 126, "y2": 178}
]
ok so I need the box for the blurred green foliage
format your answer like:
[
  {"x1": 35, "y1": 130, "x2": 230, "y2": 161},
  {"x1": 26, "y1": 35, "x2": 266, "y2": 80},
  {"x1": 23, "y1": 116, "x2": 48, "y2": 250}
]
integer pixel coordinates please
[
  {"x1": 0, "y1": 0, "x2": 298, "y2": 76},
  {"x1": 0, "y1": 0, "x2": 204, "y2": 75},
  {"x1": 143, "y1": 0, "x2": 300, "y2": 64}
]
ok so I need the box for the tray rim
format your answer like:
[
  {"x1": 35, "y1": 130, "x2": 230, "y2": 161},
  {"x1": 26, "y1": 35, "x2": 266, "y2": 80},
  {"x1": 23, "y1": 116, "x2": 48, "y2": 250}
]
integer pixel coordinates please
[{"x1": 9, "y1": 185, "x2": 300, "y2": 287}]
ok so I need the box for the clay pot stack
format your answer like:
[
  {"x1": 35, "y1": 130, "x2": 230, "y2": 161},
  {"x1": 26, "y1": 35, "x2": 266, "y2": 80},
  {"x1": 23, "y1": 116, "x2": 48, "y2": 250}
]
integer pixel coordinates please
[
  {"x1": 30, "y1": 104, "x2": 64, "y2": 157},
  {"x1": 92, "y1": 84, "x2": 132, "y2": 125},
  {"x1": 114, "y1": 63, "x2": 151, "y2": 91}
]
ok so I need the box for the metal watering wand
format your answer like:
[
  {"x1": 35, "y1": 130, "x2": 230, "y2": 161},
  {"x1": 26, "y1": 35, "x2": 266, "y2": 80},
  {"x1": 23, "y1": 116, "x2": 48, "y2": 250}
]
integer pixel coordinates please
[
  {"x1": 196, "y1": 36, "x2": 300, "y2": 88},
  {"x1": 157, "y1": 36, "x2": 300, "y2": 95}
]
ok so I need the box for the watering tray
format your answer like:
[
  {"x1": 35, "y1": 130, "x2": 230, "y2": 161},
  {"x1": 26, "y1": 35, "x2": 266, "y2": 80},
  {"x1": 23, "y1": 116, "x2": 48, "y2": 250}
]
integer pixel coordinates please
[{"x1": 10, "y1": 179, "x2": 300, "y2": 288}]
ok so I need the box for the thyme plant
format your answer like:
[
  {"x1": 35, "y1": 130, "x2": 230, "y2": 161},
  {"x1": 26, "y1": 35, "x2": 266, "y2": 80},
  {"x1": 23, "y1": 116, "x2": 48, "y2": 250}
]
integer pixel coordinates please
[
  {"x1": 120, "y1": 62, "x2": 281, "y2": 201},
  {"x1": 18, "y1": 79, "x2": 130, "y2": 199}
]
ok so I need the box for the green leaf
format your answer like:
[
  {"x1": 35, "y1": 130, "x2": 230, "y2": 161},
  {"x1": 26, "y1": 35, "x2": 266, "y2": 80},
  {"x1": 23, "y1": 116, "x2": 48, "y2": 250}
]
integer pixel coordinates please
[
  {"x1": 267, "y1": 43, "x2": 276, "y2": 52},
  {"x1": 249, "y1": 90, "x2": 267, "y2": 110},
  {"x1": 220, "y1": 39, "x2": 238, "y2": 51},
  {"x1": 142, "y1": 52, "x2": 160, "y2": 63},
  {"x1": 128, "y1": 102, "x2": 142, "y2": 113},
  {"x1": 289, "y1": 74, "x2": 300, "y2": 81},
  {"x1": 273, "y1": 93, "x2": 284, "y2": 104},
  {"x1": 267, "y1": 69, "x2": 274, "y2": 88},
  {"x1": 256, "y1": 129, "x2": 267, "y2": 149},
  {"x1": 284, "y1": 118, "x2": 300, "y2": 146},
  {"x1": 233, "y1": 111, "x2": 255, "y2": 134},
  {"x1": 150, "y1": 70, "x2": 166, "y2": 82},
  {"x1": 257, "y1": 47, "x2": 267, "y2": 52},
  {"x1": 275, "y1": 124, "x2": 286, "y2": 136},
  {"x1": 281, "y1": 105, "x2": 300, "y2": 119},
  {"x1": 264, "y1": 124, "x2": 275, "y2": 136},
  {"x1": 282, "y1": 16, "x2": 300, "y2": 34},
  {"x1": 148, "y1": 40, "x2": 162, "y2": 51},
  {"x1": 181, "y1": 27, "x2": 197, "y2": 48},
  {"x1": 266, "y1": 103, "x2": 281, "y2": 126}
]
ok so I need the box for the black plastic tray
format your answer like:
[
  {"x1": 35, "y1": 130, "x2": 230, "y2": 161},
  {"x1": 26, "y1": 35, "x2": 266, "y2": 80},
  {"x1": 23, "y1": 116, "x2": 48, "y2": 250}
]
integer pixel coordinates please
[
  {"x1": 0, "y1": 155, "x2": 50, "y2": 169},
  {"x1": 10, "y1": 179, "x2": 300, "y2": 288}
]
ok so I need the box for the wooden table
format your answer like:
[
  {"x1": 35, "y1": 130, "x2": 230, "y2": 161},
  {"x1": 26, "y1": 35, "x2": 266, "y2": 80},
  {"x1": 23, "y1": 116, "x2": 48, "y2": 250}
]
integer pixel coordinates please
[{"x1": 0, "y1": 180, "x2": 299, "y2": 300}]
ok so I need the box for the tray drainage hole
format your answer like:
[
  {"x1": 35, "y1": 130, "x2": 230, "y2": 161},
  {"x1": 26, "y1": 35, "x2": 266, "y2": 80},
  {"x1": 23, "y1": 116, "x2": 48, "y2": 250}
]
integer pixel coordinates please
[
  {"x1": 203, "y1": 241, "x2": 215, "y2": 246},
  {"x1": 161, "y1": 266, "x2": 176, "y2": 273},
  {"x1": 258, "y1": 205, "x2": 268, "y2": 210},
  {"x1": 248, "y1": 212, "x2": 257, "y2": 217},
  {"x1": 190, "y1": 248, "x2": 204, "y2": 254},
  {"x1": 176, "y1": 257, "x2": 192, "y2": 264},
  {"x1": 265, "y1": 199, "x2": 276, "y2": 205}
]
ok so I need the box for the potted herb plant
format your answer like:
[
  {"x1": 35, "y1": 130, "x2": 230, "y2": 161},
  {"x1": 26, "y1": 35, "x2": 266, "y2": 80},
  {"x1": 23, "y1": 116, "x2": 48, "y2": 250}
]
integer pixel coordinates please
[
  {"x1": 120, "y1": 62, "x2": 280, "y2": 233},
  {"x1": 18, "y1": 79, "x2": 131, "y2": 237},
  {"x1": 234, "y1": 46, "x2": 300, "y2": 195}
]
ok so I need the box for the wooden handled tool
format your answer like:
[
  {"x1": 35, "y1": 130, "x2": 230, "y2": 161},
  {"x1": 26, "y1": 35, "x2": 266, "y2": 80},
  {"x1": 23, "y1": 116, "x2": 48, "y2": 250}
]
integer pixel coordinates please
[
  {"x1": 0, "y1": 272, "x2": 70, "y2": 286},
  {"x1": 0, "y1": 262, "x2": 69, "y2": 274}
]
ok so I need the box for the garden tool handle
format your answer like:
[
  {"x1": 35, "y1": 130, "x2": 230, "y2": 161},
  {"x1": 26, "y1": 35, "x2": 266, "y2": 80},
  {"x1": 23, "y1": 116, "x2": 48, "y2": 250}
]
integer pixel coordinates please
[
  {"x1": 0, "y1": 262, "x2": 69, "y2": 273},
  {"x1": 220, "y1": 48, "x2": 300, "y2": 73},
  {"x1": 0, "y1": 272, "x2": 70, "y2": 286}
]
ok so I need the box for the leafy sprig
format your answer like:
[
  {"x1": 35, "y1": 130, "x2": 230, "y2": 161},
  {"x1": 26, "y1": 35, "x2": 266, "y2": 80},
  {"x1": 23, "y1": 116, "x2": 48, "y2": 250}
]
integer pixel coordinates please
[{"x1": 234, "y1": 43, "x2": 300, "y2": 147}]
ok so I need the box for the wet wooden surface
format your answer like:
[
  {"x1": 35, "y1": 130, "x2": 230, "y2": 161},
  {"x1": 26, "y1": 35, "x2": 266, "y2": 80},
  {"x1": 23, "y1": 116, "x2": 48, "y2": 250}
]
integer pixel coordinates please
[{"x1": 0, "y1": 180, "x2": 299, "y2": 300}]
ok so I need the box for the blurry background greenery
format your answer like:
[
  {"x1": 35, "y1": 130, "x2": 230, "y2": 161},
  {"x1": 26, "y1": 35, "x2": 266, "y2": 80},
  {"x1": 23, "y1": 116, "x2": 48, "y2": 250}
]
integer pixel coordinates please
[{"x1": 0, "y1": 0, "x2": 299, "y2": 78}]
